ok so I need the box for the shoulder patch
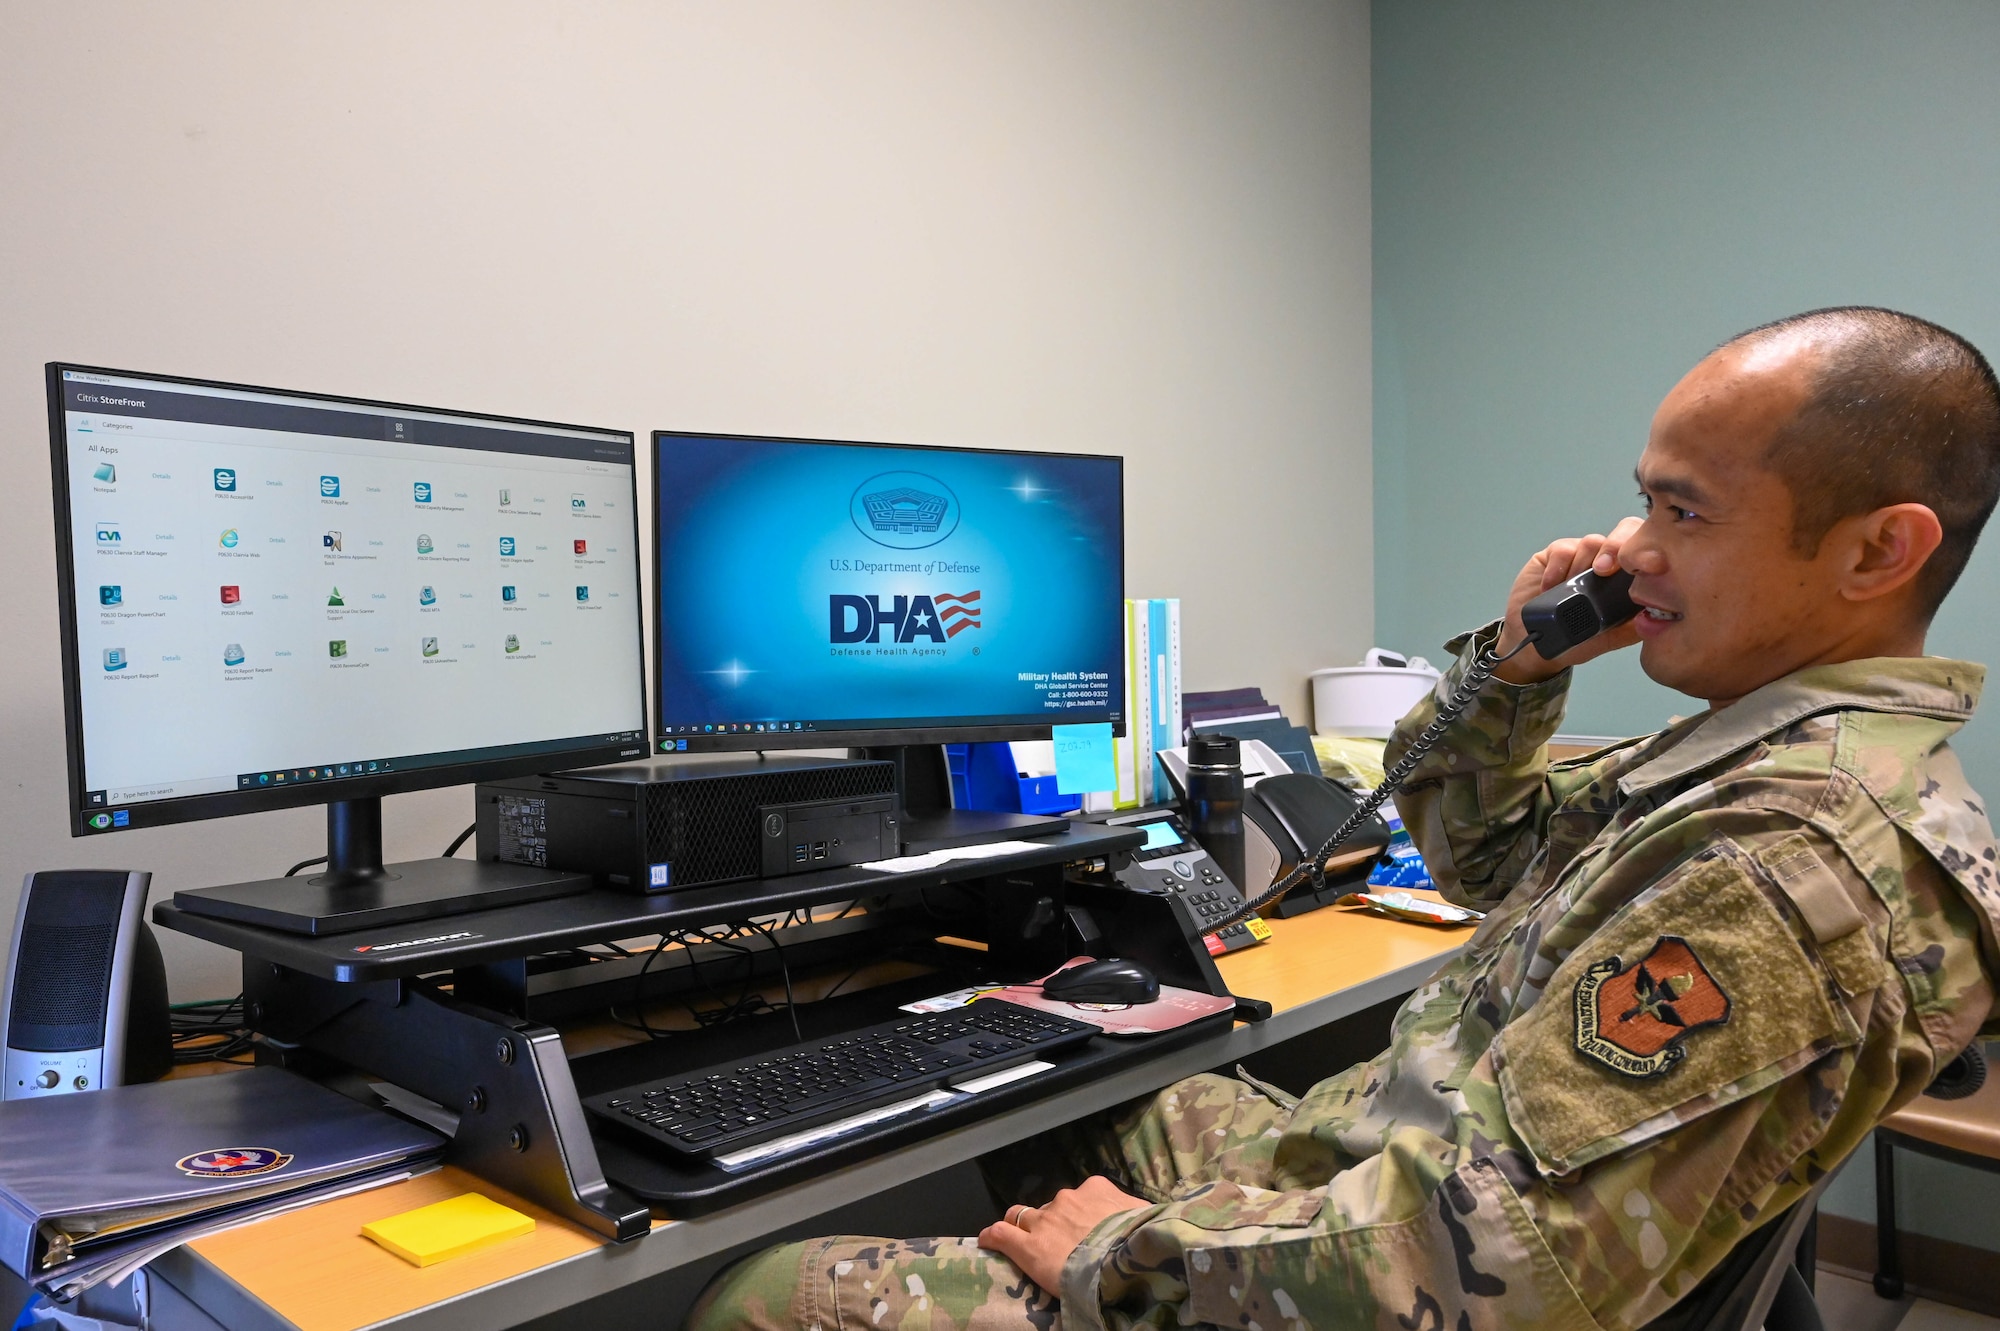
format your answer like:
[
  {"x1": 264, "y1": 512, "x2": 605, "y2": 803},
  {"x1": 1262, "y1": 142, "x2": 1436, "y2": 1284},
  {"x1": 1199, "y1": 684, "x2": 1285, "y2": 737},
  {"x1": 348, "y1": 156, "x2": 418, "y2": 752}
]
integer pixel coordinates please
[
  {"x1": 1495, "y1": 849, "x2": 1861, "y2": 1175},
  {"x1": 1573, "y1": 936, "x2": 1731, "y2": 1078}
]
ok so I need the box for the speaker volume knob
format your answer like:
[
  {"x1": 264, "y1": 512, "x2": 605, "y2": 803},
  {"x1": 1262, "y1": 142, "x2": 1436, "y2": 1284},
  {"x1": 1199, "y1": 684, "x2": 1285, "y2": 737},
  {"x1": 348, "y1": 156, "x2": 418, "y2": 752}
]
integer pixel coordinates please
[{"x1": 34, "y1": 1071, "x2": 59, "y2": 1089}]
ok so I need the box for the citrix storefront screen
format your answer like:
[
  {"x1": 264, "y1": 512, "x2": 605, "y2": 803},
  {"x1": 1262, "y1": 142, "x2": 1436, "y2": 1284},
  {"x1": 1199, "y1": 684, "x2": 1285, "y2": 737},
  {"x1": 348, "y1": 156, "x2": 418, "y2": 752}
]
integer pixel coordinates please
[{"x1": 654, "y1": 436, "x2": 1123, "y2": 734}]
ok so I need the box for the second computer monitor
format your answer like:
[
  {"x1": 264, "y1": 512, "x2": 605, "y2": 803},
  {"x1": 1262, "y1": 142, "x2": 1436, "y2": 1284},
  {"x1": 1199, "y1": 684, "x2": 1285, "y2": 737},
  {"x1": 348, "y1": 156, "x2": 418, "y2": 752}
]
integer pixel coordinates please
[{"x1": 652, "y1": 432, "x2": 1124, "y2": 751}]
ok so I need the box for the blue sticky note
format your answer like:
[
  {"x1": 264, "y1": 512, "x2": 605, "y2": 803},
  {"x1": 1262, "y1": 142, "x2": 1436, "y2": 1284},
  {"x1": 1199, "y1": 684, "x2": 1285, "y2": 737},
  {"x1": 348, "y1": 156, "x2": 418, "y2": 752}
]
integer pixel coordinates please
[{"x1": 1052, "y1": 722, "x2": 1116, "y2": 794}]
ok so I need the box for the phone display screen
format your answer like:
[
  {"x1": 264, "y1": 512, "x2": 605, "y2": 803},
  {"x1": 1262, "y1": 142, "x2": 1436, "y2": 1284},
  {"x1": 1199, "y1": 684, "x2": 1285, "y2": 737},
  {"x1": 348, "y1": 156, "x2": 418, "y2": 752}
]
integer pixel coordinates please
[{"x1": 1137, "y1": 820, "x2": 1191, "y2": 854}]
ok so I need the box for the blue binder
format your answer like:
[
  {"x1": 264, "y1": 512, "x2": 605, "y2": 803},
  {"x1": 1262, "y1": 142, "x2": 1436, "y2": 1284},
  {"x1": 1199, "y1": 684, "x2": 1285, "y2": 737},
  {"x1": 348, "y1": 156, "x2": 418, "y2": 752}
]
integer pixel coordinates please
[{"x1": 0, "y1": 1066, "x2": 443, "y2": 1289}]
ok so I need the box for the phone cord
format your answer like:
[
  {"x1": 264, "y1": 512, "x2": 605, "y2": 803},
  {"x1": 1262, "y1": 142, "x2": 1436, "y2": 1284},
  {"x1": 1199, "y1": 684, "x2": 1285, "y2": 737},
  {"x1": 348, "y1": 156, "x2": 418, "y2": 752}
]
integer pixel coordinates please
[{"x1": 1222, "y1": 633, "x2": 1542, "y2": 925}]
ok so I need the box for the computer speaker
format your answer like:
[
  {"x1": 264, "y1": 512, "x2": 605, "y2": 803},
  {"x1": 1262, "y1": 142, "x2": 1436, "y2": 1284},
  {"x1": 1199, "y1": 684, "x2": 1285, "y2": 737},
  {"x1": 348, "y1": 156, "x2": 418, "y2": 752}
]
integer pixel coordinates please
[{"x1": 2, "y1": 870, "x2": 171, "y2": 1100}]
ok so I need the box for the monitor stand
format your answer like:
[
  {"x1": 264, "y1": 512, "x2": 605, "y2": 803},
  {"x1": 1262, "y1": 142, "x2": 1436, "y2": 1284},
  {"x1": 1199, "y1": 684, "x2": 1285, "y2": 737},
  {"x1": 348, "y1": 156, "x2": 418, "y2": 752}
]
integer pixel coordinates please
[
  {"x1": 172, "y1": 797, "x2": 590, "y2": 937},
  {"x1": 863, "y1": 745, "x2": 1069, "y2": 854}
]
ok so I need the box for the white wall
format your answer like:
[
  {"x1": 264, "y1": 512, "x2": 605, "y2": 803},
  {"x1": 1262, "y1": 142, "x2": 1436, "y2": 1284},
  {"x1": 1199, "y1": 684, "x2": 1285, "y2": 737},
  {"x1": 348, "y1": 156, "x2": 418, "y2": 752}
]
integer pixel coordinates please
[{"x1": 0, "y1": 2, "x2": 1373, "y2": 999}]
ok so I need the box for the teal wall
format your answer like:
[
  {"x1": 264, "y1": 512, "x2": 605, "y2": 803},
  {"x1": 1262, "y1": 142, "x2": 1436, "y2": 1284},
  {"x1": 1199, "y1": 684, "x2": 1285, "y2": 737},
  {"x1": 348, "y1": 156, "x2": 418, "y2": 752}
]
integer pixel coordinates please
[{"x1": 1374, "y1": 0, "x2": 2000, "y2": 1252}]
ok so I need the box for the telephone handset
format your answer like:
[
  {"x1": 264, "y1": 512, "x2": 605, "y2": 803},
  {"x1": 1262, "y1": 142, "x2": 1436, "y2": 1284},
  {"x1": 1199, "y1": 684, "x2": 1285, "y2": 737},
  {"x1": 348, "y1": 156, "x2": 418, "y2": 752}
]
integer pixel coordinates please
[
  {"x1": 1216, "y1": 566, "x2": 1639, "y2": 925},
  {"x1": 1519, "y1": 568, "x2": 1640, "y2": 659}
]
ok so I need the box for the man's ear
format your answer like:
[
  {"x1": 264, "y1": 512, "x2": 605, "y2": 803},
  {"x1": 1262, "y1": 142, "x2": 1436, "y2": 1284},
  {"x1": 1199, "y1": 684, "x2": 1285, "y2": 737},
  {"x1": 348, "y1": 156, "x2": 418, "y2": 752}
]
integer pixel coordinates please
[{"x1": 1836, "y1": 503, "x2": 1944, "y2": 603}]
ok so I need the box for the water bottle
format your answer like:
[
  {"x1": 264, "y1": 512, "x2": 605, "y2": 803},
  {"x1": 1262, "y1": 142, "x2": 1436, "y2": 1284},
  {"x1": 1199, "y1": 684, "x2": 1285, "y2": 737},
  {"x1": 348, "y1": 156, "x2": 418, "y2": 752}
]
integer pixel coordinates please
[{"x1": 1185, "y1": 734, "x2": 1247, "y2": 892}]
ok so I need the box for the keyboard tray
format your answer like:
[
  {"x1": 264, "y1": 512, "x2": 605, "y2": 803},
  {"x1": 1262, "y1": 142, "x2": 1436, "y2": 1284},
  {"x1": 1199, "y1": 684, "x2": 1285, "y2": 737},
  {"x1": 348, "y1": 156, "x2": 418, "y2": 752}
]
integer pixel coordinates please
[
  {"x1": 571, "y1": 980, "x2": 1235, "y2": 1217},
  {"x1": 584, "y1": 1000, "x2": 1101, "y2": 1159}
]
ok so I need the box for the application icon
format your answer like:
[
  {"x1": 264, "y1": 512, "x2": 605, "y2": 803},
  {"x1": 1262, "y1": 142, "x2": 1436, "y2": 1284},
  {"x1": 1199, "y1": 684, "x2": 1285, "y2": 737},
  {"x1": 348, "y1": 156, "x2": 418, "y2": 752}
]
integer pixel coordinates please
[
  {"x1": 100, "y1": 585, "x2": 122, "y2": 606},
  {"x1": 366, "y1": 761, "x2": 379, "y2": 773},
  {"x1": 498, "y1": 488, "x2": 511, "y2": 506},
  {"x1": 336, "y1": 765, "x2": 350, "y2": 777},
  {"x1": 214, "y1": 468, "x2": 236, "y2": 492},
  {"x1": 223, "y1": 643, "x2": 245, "y2": 666},
  {"x1": 97, "y1": 523, "x2": 121, "y2": 544},
  {"x1": 320, "y1": 475, "x2": 340, "y2": 498},
  {"x1": 575, "y1": 585, "x2": 589, "y2": 602},
  {"x1": 571, "y1": 493, "x2": 586, "y2": 511},
  {"x1": 419, "y1": 585, "x2": 437, "y2": 606},
  {"x1": 274, "y1": 772, "x2": 287, "y2": 783},
  {"x1": 505, "y1": 633, "x2": 520, "y2": 654},
  {"x1": 93, "y1": 462, "x2": 116, "y2": 483},
  {"x1": 501, "y1": 585, "x2": 517, "y2": 603},
  {"x1": 220, "y1": 585, "x2": 240, "y2": 605},
  {"x1": 416, "y1": 533, "x2": 434, "y2": 554},
  {"x1": 327, "y1": 587, "x2": 344, "y2": 607},
  {"x1": 218, "y1": 528, "x2": 238, "y2": 549},
  {"x1": 574, "y1": 539, "x2": 587, "y2": 556},
  {"x1": 328, "y1": 640, "x2": 348, "y2": 659},
  {"x1": 413, "y1": 482, "x2": 432, "y2": 504},
  {"x1": 103, "y1": 647, "x2": 127, "y2": 672},
  {"x1": 323, "y1": 531, "x2": 342, "y2": 552},
  {"x1": 421, "y1": 637, "x2": 439, "y2": 658},
  {"x1": 258, "y1": 773, "x2": 270, "y2": 785},
  {"x1": 499, "y1": 537, "x2": 516, "y2": 557}
]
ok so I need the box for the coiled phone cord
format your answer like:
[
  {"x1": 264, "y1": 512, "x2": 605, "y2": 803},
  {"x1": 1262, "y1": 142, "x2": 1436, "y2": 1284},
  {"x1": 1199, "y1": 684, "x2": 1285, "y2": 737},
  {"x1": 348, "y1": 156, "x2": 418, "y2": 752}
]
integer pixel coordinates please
[{"x1": 1219, "y1": 632, "x2": 1543, "y2": 926}]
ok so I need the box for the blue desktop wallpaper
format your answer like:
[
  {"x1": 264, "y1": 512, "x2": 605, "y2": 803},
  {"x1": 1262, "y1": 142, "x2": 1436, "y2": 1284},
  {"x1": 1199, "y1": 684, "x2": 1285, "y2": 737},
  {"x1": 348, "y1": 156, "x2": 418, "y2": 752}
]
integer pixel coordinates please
[{"x1": 654, "y1": 436, "x2": 1123, "y2": 732}]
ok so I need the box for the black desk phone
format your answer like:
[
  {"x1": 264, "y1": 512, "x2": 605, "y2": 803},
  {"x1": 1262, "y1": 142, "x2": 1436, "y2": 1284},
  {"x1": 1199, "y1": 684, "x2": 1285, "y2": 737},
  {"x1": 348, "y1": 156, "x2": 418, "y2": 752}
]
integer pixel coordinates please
[{"x1": 1096, "y1": 809, "x2": 1269, "y2": 955}]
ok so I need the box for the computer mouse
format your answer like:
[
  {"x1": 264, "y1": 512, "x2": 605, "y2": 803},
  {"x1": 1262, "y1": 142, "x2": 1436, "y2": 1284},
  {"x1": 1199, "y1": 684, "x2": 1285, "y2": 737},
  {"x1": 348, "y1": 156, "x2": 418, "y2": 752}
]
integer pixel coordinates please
[{"x1": 1040, "y1": 958, "x2": 1160, "y2": 1005}]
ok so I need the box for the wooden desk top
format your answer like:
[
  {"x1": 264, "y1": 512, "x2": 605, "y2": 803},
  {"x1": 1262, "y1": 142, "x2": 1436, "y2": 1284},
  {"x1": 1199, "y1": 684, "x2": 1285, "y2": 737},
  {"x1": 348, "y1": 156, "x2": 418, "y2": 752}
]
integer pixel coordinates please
[
  {"x1": 183, "y1": 1167, "x2": 608, "y2": 1331},
  {"x1": 164, "y1": 900, "x2": 1469, "y2": 1331},
  {"x1": 1216, "y1": 891, "x2": 1468, "y2": 1012}
]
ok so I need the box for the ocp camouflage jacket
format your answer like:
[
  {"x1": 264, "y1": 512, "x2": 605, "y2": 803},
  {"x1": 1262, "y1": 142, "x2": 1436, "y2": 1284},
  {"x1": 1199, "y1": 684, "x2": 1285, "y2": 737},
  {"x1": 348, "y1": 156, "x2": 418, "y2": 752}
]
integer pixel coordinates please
[{"x1": 1060, "y1": 624, "x2": 2000, "y2": 1331}]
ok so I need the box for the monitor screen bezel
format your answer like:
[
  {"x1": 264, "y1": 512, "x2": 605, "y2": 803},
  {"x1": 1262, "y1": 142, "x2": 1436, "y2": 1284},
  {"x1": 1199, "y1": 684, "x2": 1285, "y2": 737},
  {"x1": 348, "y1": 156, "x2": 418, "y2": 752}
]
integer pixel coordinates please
[
  {"x1": 47, "y1": 362, "x2": 652, "y2": 837},
  {"x1": 649, "y1": 429, "x2": 1126, "y2": 755}
]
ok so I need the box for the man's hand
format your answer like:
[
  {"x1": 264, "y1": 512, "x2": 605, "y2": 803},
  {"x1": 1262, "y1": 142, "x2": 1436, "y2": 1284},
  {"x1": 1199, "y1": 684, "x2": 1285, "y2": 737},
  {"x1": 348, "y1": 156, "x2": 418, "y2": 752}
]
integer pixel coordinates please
[
  {"x1": 977, "y1": 1176, "x2": 1152, "y2": 1292},
  {"x1": 1492, "y1": 516, "x2": 1646, "y2": 685}
]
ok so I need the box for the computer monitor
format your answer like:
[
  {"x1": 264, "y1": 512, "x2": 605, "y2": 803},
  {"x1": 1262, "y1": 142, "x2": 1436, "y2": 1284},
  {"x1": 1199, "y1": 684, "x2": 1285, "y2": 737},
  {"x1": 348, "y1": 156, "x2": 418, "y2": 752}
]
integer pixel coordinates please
[
  {"x1": 651, "y1": 430, "x2": 1123, "y2": 843},
  {"x1": 48, "y1": 364, "x2": 650, "y2": 932}
]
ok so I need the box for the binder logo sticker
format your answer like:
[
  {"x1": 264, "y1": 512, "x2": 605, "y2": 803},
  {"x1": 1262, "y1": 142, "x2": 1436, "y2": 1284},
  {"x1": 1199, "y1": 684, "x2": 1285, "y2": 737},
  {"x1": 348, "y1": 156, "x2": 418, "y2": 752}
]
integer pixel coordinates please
[
  {"x1": 176, "y1": 1147, "x2": 293, "y2": 1178},
  {"x1": 849, "y1": 472, "x2": 960, "y2": 549},
  {"x1": 1572, "y1": 935, "x2": 1731, "y2": 1079}
]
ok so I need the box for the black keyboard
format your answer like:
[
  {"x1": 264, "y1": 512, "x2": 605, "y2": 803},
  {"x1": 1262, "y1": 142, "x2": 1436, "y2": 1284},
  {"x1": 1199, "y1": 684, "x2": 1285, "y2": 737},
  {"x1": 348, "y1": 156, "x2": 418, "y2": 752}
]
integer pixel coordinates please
[{"x1": 584, "y1": 999, "x2": 1100, "y2": 1158}]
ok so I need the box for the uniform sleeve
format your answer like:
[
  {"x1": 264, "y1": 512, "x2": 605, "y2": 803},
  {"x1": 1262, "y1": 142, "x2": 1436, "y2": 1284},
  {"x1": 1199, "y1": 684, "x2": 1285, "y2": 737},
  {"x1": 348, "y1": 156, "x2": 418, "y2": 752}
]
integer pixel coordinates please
[
  {"x1": 1057, "y1": 819, "x2": 1956, "y2": 1331},
  {"x1": 1386, "y1": 621, "x2": 1574, "y2": 910}
]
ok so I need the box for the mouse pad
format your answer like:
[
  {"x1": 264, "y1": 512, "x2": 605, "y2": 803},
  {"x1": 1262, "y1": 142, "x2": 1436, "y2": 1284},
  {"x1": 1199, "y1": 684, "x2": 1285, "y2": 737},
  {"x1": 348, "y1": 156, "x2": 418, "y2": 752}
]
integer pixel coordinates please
[{"x1": 994, "y1": 958, "x2": 1237, "y2": 1036}]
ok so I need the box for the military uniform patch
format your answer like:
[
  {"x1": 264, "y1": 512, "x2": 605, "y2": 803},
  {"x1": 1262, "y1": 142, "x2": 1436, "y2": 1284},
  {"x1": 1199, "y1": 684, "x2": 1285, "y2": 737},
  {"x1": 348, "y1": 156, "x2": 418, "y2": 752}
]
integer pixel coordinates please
[{"x1": 1572, "y1": 936, "x2": 1731, "y2": 1078}]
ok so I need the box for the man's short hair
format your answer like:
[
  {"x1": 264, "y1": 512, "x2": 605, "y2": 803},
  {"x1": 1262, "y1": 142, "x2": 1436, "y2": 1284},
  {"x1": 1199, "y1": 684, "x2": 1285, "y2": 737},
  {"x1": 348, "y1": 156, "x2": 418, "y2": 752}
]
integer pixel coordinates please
[{"x1": 1727, "y1": 307, "x2": 2000, "y2": 616}]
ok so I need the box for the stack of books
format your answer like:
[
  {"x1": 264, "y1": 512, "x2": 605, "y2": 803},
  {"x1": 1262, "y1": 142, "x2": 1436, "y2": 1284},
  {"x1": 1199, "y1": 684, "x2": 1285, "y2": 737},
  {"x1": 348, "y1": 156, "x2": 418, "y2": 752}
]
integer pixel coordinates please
[{"x1": 1111, "y1": 598, "x2": 1181, "y2": 808}]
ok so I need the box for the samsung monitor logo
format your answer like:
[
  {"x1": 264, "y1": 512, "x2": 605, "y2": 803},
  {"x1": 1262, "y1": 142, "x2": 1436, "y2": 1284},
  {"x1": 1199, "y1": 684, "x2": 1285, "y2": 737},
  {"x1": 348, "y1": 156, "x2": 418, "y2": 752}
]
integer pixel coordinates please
[
  {"x1": 830, "y1": 590, "x2": 981, "y2": 643},
  {"x1": 849, "y1": 472, "x2": 960, "y2": 550}
]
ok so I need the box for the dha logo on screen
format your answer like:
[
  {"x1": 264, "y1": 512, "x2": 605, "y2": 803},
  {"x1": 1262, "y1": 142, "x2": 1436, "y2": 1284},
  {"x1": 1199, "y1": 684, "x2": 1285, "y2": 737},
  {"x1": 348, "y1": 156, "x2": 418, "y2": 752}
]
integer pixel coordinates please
[
  {"x1": 849, "y1": 472, "x2": 960, "y2": 550},
  {"x1": 831, "y1": 591, "x2": 981, "y2": 643}
]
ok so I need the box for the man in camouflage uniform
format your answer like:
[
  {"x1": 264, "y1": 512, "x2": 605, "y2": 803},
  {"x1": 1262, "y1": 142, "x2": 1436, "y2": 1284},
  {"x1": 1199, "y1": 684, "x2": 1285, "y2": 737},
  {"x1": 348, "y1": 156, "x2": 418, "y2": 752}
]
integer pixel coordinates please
[{"x1": 691, "y1": 307, "x2": 2000, "y2": 1331}]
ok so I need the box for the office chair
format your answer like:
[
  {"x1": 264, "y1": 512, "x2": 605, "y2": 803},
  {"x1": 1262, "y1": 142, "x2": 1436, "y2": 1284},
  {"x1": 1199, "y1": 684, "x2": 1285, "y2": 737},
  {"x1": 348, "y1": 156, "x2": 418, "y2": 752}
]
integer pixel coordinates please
[
  {"x1": 1872, "y1": 1043, "x2": 1994, "y2": 1299},
  {"x1": 1639, "y1": 1171, "x2": 1833, "y2": 1331}
]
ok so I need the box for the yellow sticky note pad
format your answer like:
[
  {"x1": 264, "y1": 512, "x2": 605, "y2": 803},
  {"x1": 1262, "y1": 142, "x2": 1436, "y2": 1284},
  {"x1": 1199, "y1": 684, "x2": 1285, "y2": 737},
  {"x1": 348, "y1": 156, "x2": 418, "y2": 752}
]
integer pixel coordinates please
[{"x1": 361, "y1": 1192, "x2": 536, "y2": 1267}]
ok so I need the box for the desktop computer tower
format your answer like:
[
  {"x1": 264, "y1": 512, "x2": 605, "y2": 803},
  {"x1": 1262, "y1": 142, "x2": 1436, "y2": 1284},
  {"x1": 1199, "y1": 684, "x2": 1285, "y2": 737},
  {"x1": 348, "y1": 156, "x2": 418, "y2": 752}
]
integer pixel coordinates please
[{"x1": 474, "y1": 755, "x2": 901, "y2": 891}]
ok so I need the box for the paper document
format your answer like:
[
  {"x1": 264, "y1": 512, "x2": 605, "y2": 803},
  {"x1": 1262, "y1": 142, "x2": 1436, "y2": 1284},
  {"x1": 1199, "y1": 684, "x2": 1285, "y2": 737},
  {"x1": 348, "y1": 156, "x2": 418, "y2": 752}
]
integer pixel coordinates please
[
  {"x1": 714, "y1": 1090, "x2": 957, "y2": 1171},
  {"x1": 859, "y1": 840, "x2": 1048, "y2": 875}
]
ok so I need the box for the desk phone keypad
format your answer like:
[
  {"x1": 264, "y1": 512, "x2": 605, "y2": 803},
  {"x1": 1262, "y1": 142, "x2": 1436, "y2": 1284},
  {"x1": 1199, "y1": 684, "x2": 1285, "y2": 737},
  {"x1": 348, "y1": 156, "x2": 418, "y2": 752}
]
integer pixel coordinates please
[{"x1": 1105, "y1": 812, "x2": 1270, "y2": 956}]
